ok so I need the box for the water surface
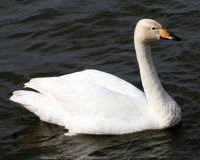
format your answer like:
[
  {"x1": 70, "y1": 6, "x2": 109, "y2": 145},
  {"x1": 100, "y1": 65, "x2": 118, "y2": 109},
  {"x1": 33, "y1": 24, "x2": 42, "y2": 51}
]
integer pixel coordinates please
[{"x1": 0, "y1": 0, "x2": 200, "y2": 159}]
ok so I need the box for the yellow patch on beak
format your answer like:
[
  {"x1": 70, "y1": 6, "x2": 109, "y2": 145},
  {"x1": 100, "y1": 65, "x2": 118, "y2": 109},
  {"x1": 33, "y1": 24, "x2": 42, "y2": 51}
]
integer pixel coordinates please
[{"x1": 159, "y1": 28, "x2": 173, "y2": 40}]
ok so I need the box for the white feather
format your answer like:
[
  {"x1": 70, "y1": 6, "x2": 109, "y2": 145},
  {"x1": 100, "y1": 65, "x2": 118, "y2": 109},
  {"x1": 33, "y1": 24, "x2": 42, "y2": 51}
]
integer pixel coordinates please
[{"x1": 10, "y1": 19, "x2": 181, "y2": 135}]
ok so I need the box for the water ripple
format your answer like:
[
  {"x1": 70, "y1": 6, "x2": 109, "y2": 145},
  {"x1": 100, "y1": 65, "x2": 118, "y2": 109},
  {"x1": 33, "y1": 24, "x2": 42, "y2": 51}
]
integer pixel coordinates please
[{"x1": 0, "y1": 0, "x2": 200, "y2": 159}]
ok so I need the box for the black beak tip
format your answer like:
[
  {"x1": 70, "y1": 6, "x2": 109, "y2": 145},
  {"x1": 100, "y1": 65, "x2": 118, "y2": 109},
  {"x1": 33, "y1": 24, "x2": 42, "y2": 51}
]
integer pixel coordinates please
[
  {"x1": 169, "y1": 33, "x2": 181, "y2": 41},
  {"x1": 173, "y1": 35, "x2": 181, "y2": 41}
]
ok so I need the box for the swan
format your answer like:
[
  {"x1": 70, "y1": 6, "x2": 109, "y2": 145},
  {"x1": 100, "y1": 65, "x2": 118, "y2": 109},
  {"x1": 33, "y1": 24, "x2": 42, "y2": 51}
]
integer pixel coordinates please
[{"x1": 10, "y1": 19, "x2": 181, "y2": 136}]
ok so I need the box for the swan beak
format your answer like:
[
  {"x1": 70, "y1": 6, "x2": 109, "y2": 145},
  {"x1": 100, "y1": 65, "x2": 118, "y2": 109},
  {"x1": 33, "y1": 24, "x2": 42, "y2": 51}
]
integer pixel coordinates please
[{"x1": 159, "y1": 28, "x2": 181, "y2": 41}]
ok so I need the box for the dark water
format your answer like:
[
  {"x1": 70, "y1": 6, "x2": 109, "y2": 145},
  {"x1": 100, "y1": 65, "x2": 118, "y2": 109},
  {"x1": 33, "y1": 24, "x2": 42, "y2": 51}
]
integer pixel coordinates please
[{"x1": 0, "y1": 0, "x2": 200, "y2": 159}]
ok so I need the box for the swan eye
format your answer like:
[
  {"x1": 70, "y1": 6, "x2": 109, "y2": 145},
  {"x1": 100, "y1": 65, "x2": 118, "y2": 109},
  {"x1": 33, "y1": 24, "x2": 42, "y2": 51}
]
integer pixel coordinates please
[{"x1": 151, "y1": 27, "x2": 156, "y2": 30}]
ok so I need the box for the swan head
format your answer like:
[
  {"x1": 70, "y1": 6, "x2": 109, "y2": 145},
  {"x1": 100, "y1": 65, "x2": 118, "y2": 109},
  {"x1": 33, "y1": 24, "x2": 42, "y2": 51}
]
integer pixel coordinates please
[{"x1": 134, "y1": 19, "x2": 181, "y2": 43}]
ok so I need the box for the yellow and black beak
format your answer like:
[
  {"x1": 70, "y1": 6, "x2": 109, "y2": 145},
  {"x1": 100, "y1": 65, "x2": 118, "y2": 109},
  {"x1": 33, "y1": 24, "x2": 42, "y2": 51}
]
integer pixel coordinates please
[{"x1": 159, "y1": 28, "x2": 181, "y2": 41}]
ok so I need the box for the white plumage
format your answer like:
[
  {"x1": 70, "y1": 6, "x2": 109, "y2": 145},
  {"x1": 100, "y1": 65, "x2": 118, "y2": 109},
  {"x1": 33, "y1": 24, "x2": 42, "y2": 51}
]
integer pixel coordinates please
[{"x1": 10, "y1": 19, "x2": 181, "y2": 135}]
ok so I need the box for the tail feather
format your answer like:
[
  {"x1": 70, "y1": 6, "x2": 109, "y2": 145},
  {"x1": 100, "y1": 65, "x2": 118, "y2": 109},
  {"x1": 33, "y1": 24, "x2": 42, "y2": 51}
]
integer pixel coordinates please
[
  {"x1": 10, "y1": 90, "x2": 39, "y2": 109},
  {"x1": 10, "y1": 90, "x2": 70, "y2": 128}
]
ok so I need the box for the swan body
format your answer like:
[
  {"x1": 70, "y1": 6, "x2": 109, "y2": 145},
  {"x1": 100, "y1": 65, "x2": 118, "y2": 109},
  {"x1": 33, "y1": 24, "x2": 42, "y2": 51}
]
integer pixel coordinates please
[{"x1": 10, "y1": 19, "x2": 181, "y2": 135}]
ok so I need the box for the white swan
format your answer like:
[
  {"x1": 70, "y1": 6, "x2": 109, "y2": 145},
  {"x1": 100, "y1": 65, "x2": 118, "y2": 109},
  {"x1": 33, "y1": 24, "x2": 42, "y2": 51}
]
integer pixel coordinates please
[{"x1": 10, "y1": 19, "x2": 181, "y2": 135}]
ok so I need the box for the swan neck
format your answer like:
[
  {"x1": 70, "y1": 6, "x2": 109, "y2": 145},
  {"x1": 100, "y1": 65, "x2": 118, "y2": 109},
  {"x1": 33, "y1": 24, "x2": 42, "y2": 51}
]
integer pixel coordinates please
[
  {"x1": 134, "y1": 39, "x2": 181, "y2": 127},
  {"x1": 134, "y1": 40, "x2": 166, "y2": 105}
]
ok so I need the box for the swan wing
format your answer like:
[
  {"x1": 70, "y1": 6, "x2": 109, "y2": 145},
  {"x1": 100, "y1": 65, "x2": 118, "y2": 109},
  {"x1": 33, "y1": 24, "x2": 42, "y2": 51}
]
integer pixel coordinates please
[
  {"x1": 60, "y1": 69, "x2": 147, "y2": 103},
  {"x1": 11, "y1": 77, "x2": 153, "y2": 135}
]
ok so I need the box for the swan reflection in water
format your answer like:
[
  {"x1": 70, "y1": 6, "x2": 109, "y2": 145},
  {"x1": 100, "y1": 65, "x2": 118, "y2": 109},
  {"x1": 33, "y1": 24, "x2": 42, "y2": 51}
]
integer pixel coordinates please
[{"x1": 12, "y1": 121, "x2": 181, "y2": 159}]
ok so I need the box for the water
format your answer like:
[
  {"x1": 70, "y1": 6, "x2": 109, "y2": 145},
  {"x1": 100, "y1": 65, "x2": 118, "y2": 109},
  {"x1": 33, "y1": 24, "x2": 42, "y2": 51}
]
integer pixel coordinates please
[{"x1": 0, "y1": 0, "x2": 200, "y2": 159}]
